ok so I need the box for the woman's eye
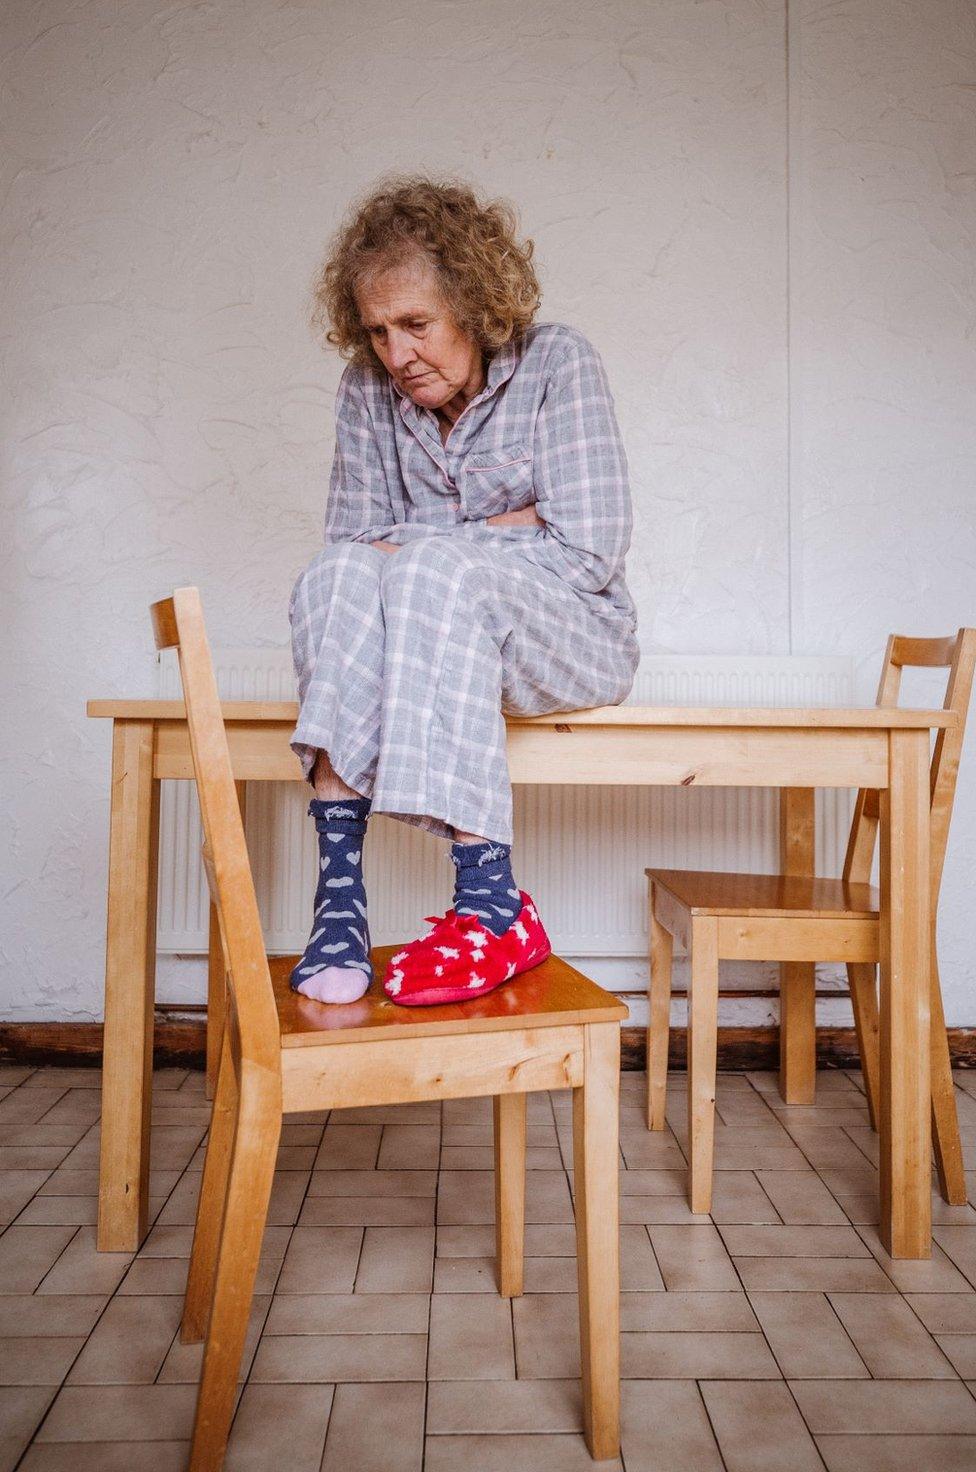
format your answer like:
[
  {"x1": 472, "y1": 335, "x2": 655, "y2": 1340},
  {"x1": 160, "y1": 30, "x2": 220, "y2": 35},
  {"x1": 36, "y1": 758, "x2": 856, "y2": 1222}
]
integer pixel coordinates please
[{"x1": 409, "y1": 321, "x2": 427, "y2": 331}]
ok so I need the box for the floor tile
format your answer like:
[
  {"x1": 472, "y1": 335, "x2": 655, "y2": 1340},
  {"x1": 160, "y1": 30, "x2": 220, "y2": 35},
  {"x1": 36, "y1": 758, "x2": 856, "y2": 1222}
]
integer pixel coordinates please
[
  {"x1": 355, "y1": 1225, "x2": 434, "y2": 1292},
  {"x1": 320, "y1": 1382, "x2": 424, "y2": 1472},
  {"x1": 828, "y1": 1291, "x2": 957, "y2": 1378},
  {"x1": 427, "y1": 1378, "x2": 581, "y2": 1433},
  {"x1": 424, "y1": 1433, "x2": 622, "y2": 1471},
  {"x1": 19, "y1": 1443, "x2": 189, "y2": 1472},
  {"x1": 512, "y1": 1293, "x2": 580, "y2": 1378},
  {"x1": 0, "y1": 1338, "x2": 86, "y2": 1386},
  {"x1": 620, "y1": 1289, "x2": 757, "y2": 1332},
  {"x1": 0, "y1": 1296, "x2": 105, "y2": 1338},
  {"x1": 748, "y1": 1291, "x2": 869, "y2": 1378},
  {"x1": 622, "y1": 1330, "x2": 779, "y2": 1378},
  {"x1": 36, "y1": 1229, "x2": 133, "y2": 1296},
  {"x1": 428, "y1": 1293, "x2": 515, "y2": 1379},
  {"x1": 0, "y1": 1228, "x2": 77, "y2": 1295},
  {"x1": 790, "y1": 1379, "x2": 976, "y2": 1434},
  {"x1": 619, "y1": 1379, "x2": 723, "y2": 1471},
  {"x1": 250, "y1": 1332, "x2": 427, "y2": 1383},
  {"x1": 733, "y1": 1256, "x2": 896, "y2": 1293},
  {"x1": 756, "y1": 1169, "x2": 849, "y2": 1224},
  {"x1": 701, "y1": 1380, "x2": 824, "y2": 1470},
  {"x1": 815, "y1": 1435, "x2": 976, "y2": 1472},
  {"x1": 0, "y1": 1387, "x2": 58, "y2": 1471},
  {"x1": 275, "y1": 1226, "x2": 363, "y2": 1294},
  {"x1": 264, "y1": 1292, "x2": 428, "y2": 1335},
  {"x1": 648, "y1": 1225, "x2": 739, "y2": 1290},
  {"x1": 905, "y1": 1293, "x2": 976, "y2": 1333},
  {"x1": 36, "y1": 1384, "x2": 198, "y2": 1441},
  {"x1": 377, "y1": 1124, "x2": 440, "y2": 1170},
  {"x1": 224, "y1": 1383, "x2": 332, "y2": 1472},
  {"x1": 719, "y1": 1224, "x2": 869, "y2": 1257},
  {"x1": 66, "y1": 1296, "x2": 183, "y2": 1384}
]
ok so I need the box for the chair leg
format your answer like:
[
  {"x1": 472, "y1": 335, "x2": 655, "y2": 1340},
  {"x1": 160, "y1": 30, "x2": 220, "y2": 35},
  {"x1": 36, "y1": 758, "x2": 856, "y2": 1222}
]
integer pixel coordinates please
[
  {"x1": 848, "y1": 963, "x2": 881, "y2": 1132},
  {"x1": 182, "y1": 1026, "x2": 238, "y2": 1344},
  {"x1": 929, "y1": 945, "x2": 966, "y2": 1205},
  {"x1": 188, "y1": 1091, "x2": 280, "y2": 1472},
  {"x1": 647, "y1": 890, "x2": 673, "y2": 1131},
  {"x1": 493, "y1": 1092, "x2": 526, "y2": 1297},
  {"x1": 779, "y1": 963, "x2": 816, "y2": 1105},
  {"x1": 573, "y1": 1022, "x2": 621, "y2": 1462},
  {"x1": 687, "y1": 918, "x2": 719, "y2": 1215}
]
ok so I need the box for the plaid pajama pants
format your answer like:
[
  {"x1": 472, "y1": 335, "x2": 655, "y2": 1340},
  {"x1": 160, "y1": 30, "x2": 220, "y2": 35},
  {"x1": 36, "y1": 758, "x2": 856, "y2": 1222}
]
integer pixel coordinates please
[{"x1": 289, "y1": 528, "x2": 641, "y2": 845}]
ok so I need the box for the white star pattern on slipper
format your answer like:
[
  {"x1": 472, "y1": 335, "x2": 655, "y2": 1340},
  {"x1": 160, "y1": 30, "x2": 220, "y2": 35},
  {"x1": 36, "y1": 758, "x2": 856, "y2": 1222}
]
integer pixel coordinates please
[
  {"x1": 468, "y1": 971, "x2": 485, "y2": 988},
  {"x1": 391, "y1": 950, "x2": 408, "y2": 965},
  {"x1": 466, "y1": 930, "x2": 489, "y2": 947},
  {"x1": 512, "y1": 920, "x2": 529, "y2": 944},
  {"x1": 435, "y1": 945, "x2": 460, "y2": 959},
  {"x1": 387, "y1": 970, "x2": 403, "y2": 995}
]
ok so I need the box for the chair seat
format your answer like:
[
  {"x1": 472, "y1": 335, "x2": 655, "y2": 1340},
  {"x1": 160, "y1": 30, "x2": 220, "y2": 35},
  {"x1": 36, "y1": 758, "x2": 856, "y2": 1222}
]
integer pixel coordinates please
[
  {"x1": 645, "y1": 867, "x2": 879, "y2": 919},
  {"x1": 273, "y1": 950, "x2": 627, "y2": 1047}
]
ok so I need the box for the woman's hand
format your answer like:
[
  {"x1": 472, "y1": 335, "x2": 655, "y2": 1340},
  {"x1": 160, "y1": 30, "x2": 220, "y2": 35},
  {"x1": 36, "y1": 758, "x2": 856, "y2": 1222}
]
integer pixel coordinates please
[
  {"x1": 486, "y1": 504, "x2": 545, "y2": 529},
  {"x1": 370, "y1": 541, "x2": 400, "y2": 554}
]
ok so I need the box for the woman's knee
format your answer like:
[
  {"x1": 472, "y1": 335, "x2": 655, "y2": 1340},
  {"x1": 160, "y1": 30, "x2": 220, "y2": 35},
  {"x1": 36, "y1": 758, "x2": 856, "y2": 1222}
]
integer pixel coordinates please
[
  {"x1": 379, "y1": 535, "x2": 489, "y2": 606},
  {"x1": 289, "y1": 541, "x2": 385, "y2": 622}
]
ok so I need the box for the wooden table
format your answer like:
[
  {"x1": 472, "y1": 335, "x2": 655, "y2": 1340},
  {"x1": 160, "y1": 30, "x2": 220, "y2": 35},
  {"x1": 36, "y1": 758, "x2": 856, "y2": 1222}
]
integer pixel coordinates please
[{"x1": 87, "y1": 698, "x2": 956, "y2": 1260}]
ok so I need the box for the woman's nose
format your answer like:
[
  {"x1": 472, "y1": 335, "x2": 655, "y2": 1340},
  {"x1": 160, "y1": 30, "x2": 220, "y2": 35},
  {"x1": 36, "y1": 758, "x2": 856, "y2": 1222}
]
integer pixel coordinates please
[{"x1": 386, "y1": 332, "x2": 415, "y2": 370}]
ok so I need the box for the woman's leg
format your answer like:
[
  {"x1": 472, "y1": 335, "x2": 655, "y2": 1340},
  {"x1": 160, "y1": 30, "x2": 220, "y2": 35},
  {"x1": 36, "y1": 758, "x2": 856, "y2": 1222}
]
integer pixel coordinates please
[
  {"x1": 372, "y1": 536, "x2": 639, "y2": 998},
  {"x1": 288, "y1": 543, "x2": 387, "y2": 1002},
  {"x1": 372, "y1": 534, "x2": 639, "y2": 845}
]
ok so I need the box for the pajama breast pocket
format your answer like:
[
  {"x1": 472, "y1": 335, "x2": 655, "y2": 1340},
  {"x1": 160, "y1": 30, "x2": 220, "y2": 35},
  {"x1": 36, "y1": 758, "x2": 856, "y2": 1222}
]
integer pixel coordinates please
[{"x1": 462, "y1": 443, "x2": 535, "y2": 518}]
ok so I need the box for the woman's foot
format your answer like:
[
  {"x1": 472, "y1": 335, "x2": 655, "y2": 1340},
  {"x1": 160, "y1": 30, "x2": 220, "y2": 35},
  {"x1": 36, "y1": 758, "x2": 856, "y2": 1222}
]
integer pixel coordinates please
[
  {"x1": 382, "y1": 890, "x2": 551, "y2": 1006},
  {"x1": 290, "y1": 796, "x2": 373, "y2": 1004}
]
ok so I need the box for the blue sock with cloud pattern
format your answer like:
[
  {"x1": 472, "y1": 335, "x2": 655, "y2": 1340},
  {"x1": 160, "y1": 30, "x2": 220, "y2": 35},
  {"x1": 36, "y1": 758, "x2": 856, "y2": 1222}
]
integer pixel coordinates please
[
  {"x1": 450, "y1": 839, "x2": 521, "y2": 936},
  {"x1": 290, "y1": 796, "x2": 373, "y2": 1003}
]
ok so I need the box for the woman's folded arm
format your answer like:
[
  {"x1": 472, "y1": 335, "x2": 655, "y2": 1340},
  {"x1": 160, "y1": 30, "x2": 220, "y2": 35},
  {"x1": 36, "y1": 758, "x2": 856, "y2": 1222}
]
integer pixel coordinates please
[{"x1": 528, "y1": 336, "x2": 633, "y2": 594}]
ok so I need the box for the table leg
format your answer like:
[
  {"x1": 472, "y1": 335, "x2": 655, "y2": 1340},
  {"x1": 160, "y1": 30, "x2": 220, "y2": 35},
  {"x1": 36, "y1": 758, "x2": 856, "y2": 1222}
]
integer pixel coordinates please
[
  {"x1": 779, "y1": 787, "x2": 816, "y2": 1104},
  {"x1": 98, "y1": 720, "x2": 160, "y2": 1252},
  {"x1": 879, "y1": 727, "x2": 931, "y2": 1259}
]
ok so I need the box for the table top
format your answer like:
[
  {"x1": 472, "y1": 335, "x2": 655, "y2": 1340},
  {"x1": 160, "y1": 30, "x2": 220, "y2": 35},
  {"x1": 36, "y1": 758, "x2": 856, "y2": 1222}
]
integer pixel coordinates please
[{"x1": 87, "y1": 698, "x2": 958, "y2": 729}]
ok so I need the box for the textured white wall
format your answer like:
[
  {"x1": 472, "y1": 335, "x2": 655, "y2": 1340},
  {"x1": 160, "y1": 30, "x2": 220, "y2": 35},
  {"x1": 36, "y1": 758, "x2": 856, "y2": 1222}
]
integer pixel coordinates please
[{"x1": 1, "y1": 0, "x2": 973, "y2": 1022}]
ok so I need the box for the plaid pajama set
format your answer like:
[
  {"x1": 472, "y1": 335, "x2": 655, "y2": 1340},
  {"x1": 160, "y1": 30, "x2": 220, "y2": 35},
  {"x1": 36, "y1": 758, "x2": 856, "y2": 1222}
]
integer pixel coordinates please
[{"x1": 289, "y1": 321, "x2": 641, "y2": 846}]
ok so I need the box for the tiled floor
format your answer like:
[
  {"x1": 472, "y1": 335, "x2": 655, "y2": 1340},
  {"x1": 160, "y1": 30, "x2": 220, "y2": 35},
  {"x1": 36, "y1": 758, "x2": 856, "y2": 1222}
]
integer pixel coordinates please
[{"x1": 3, "y1": 1064, "x2": 976, "y2": 1471}]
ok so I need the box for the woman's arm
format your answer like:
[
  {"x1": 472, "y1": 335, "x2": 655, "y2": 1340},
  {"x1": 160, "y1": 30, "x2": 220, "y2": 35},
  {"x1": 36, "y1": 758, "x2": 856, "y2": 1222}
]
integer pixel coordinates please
[
  {"x1": 322, "y1": 365, "x2": 401, "y2": 545},
  {"x1": 529, "y1": 335, "x2": 633, "y2": 593}
]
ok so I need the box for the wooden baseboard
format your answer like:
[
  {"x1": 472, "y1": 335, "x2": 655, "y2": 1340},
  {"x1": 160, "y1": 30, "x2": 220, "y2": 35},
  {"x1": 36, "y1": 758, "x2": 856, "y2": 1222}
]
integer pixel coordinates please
[{"x1": 4, "y1": 1020, "x2": 976, "y2": 1071}]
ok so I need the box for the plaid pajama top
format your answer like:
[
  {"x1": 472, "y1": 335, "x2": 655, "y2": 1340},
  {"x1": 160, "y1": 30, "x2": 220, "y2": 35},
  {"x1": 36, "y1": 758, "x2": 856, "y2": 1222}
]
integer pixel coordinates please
[{"x1": 323, "y1": 321, "x2": 639, "y2": 629}]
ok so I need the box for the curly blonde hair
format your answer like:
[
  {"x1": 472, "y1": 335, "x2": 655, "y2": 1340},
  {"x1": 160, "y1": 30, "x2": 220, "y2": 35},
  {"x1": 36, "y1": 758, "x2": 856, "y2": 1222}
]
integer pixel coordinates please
[{"x1": 310, "y1": 173, "x2": 542, "y2": 370}]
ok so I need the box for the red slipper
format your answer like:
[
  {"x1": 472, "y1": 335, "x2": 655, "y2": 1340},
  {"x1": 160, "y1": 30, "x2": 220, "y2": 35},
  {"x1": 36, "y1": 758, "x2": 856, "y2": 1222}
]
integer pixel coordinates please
[{"x1": 383, "y1": 891, "x2": 551, "y2": 1006}]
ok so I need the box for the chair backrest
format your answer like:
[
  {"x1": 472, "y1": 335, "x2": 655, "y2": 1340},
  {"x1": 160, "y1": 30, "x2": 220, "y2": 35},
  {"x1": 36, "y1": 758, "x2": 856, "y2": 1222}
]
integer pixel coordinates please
[
  {"x1": 843, "y1": 628, "x2": 976, "y2": 904},
  {"x1": 151, "y1": 588, "x2": 279, "y2": 1076}
]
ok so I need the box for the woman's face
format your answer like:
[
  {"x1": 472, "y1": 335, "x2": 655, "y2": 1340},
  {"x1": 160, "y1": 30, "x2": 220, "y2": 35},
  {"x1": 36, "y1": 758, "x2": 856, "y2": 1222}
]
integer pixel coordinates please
[{"x1": 354, "y1": 255, "x2": 485, "y2": 410}]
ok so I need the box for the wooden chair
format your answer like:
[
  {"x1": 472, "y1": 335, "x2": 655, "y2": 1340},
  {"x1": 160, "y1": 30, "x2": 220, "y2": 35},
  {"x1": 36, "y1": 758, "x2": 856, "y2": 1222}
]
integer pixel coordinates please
[
  {"x1": 151, "y1": 586, "x2": 626, "y2": 1471},
  {"x1": 645, "y1": 629, "x2": 976, "y2": 1214}
]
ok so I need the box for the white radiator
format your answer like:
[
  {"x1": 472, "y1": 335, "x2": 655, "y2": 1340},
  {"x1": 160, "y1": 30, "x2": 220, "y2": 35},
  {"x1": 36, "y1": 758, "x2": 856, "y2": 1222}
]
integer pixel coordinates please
[{"x1": 156, "y1": 650, "x2": 856, "y2": 960}]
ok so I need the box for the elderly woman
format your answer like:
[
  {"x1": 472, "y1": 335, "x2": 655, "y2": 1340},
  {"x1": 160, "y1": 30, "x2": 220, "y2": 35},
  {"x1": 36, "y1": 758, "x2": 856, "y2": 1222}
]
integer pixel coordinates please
[{"x1": 289, "y1": 174, "x2": 640, "y2": 1007}]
